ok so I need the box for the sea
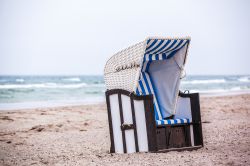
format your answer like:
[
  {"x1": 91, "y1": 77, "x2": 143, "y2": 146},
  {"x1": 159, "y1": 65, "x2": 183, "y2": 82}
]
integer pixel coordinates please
[{"x1": 0, "y1": 75, "x2": 250, "y2": 110}]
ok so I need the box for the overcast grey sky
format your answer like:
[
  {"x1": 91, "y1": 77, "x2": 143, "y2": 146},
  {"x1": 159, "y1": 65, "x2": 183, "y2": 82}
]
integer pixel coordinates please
[{"x1": 0, "y1": 0, "x2": 249, "y2": 75}]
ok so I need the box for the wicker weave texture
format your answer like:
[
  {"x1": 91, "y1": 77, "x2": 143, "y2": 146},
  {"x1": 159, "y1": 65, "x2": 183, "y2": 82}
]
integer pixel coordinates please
[
  {"x1": 104, "y1": 41, "x2": 146, "y2": 91},
  {"x1": 104, "y1": 68, "x2": 140, "y2": 92}
]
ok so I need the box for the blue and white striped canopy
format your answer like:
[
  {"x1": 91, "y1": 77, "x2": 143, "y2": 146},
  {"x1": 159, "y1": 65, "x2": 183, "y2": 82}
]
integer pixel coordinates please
[{"x1": 136, "y1": 38, "x2": 190, "y2": 120}]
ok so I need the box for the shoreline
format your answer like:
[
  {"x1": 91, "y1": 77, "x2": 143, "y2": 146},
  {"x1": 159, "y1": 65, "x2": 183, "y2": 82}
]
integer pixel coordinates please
[
  {"x1": 1, "y1": 90, "x2": 250, "y2": 111},
  {"x1": 200, "y1": 89, "x2": 250, "y2": 97},
  {"x1": 0, "y1": 97, "x2": 105, "y2": 111}
]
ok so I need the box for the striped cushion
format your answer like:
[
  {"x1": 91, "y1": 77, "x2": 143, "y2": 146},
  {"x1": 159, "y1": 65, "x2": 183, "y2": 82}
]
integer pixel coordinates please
[{"x1": 156, "y1": 118, "x2": 191, "y2": 125}]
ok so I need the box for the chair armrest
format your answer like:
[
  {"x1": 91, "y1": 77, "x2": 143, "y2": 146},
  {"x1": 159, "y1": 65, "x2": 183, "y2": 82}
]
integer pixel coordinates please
[{"x1": 178, "y1": 91, "x2": 201, "y2": 123}]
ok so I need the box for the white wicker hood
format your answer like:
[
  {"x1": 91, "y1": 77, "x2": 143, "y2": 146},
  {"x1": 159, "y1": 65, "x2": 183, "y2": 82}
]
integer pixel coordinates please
[{"x1": 104, "y1": 37, "x2": 191, "y2": 119}]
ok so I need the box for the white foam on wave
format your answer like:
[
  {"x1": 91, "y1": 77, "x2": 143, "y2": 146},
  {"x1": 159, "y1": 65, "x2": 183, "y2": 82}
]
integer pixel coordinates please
[
  {"x1": 188, "y1": 86, "x2": 246, "y2": 94},
  {"x1": 199, "y1": 89, "x2": 250, "y2": 97},
  {"x1": 0, "y1": 83, "x2": 89, "y2": 89},
  {"x1": 58, "y1": 83, "x2": 88, "y2": 88},
  {"x1": 182, "y1": 79, "x2": 226, "y2": 84},
  {"x1": 188, "y1": 89, "x2": 227, "y2": 94},
  {"x1": 62, "y1": 77, "x2": 81, "y2": 82},
  {"x1": 238, "y1": 76, "x2": 250, "y2": 82},
  {"x1": 16, "y1": 79, "x2": 25, "y2": 82},
  {"x1": 0, "y1": 84, "x2": 45, "y2": 89},
  {"x1": 89, "y1": 83, "x2": 105, "y2": 88}
]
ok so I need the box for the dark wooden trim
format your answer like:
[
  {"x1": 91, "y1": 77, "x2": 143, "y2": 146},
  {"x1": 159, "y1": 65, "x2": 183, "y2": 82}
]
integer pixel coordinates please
[
  {"x1": 130, "y1": 99, "x2": 139, "y2": 152},
  {"x1": 106, "y1": 89, "x2": 152, "y2": 100},
  {"x1": 121, "y1": 124, "x2": 134, "y2": 130},
  {"x1": 105, "y1": 92, "x2": 115, "y2": 153},
  {"x1": 184, "y1": 125, "x2": 191, "y2": 147},
  {"x1": 131, "y1": 92, "x2": 153, "y2": 100},
  {"x1": 156, "y1": 125, "x2": 197, "y2": 151},
  {"x1": 179, "y1": 91, "x2": 196, "y2": 98},
  {"x1": 156, "y1": 127, "x2": 166, "y2": 150},
  {"x1": 189, "y1": 93, "x2": 204, "y2": 147},
  {"x1": 166, "y1": 126, "x2": 171, "y2": 149},
  {"x1": 106, "y1": 89, "x2": 131, "y2": 96},
  {"x1": 143, "y1": 96, "x2": 158, "y2": 152},
  {"x1": 157, "y1": 145, "x2": 202, "y2": 153},
  {"x1": 118, "y1": 93, "x2": 127, "y2": 153}
]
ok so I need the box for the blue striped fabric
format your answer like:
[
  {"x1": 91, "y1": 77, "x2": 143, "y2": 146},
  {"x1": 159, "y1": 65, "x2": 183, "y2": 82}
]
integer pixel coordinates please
[
  {"x1": 156, "y1": 118, "x2": 191, "y2": 125},
  {"x1": 145, "y1": 39, "x2": 188, "y2": 55},
  {"x1": 136, "y1": 38, "x2": 189, "y2": 121},
  {"x1": 144, "y1": 39, "x2": 189, "y2": 61},
  {"x1": 136, "y1": 72, "x2": 162, "y2": 120}
]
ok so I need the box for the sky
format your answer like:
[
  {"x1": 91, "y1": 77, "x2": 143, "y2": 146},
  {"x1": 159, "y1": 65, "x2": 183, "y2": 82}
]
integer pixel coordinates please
[{"x1": 0, "y1": 0, "x2": 250, "y2": 75}]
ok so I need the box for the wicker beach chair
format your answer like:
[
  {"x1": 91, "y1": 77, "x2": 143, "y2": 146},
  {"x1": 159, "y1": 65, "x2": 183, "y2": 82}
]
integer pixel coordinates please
[{"x1": 104, "y1": 37, "x2": 203, "y2": 153}]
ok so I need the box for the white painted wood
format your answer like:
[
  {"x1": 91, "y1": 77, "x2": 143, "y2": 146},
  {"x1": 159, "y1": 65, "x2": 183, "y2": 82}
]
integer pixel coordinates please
[
  {"x1": 121, "y1": 95, "x2": 136, "y2": 153},
  {"x1": 134, "y1": 100, "x2": 149, "y2": 152},
  {"x1": 190, "y1": 125, "x2": 195, "y2": 146},
  {"x1": 109, "y1": 94, "x2": 124, "y2": 153},
  {"x1": 124, "y1": 130, "x2": 136, "y2": 153}
]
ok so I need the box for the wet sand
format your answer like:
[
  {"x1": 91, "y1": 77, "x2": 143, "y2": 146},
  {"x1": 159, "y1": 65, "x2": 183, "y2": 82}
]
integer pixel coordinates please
[{"x1": 0, "y1": 94, "x2": 250, "y2": 166}]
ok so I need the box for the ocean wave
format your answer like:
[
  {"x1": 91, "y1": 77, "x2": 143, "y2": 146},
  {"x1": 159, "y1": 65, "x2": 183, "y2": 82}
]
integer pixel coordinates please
[
  {"x1": 182, "y1": 79, "x2": 226, "y2": 84},
  {"x1": 188, "y1": 89, "x2": 227, "y2": 93},
  {"x1": 89, "y1": 83, "x2": 105, "y2": 87},
  {"x1": 186, "y1": 86, "x2": 248, "y2": 94},
  {"x1": 62, "y1": 77, "x2": 81, "y2": 82},
  {"x1": 16, "y1": 78, "x2": 25, "y2": 82},
  {"x1": 0, "y1": 83, "x2": 90, "y2": 89},
  {"x1": 238, "y1": 76, "x2": 250, "y2": 82}
]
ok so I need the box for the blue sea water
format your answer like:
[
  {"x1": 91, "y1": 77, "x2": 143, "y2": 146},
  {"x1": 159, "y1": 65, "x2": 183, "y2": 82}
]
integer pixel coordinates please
[{"x1": 0, "y1": 75, "x2": 250, "y2": 110}]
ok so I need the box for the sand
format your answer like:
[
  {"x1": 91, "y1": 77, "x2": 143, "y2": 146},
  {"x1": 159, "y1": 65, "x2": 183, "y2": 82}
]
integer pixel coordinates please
[{"x1": 0, "y1": 94, "x2": 250, "y2": 166}]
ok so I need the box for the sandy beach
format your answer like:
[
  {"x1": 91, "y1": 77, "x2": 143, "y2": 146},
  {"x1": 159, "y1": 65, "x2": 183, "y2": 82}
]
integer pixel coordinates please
[{"x1": 0, "y1": 94, "x2": 250, "y2": 166}]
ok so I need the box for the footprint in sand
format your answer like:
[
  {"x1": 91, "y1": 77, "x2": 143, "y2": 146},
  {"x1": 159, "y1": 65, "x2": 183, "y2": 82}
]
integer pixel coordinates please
[
  {"x1": 0, "y1": 116, "x2": 14, "y2": 121},
  {"x1": 30, "y1": 125, "x2": 45, "y2": 132},
  {"x1": 56, "y1": 124, "x2": 63, "y2": 128},
  {"x1": 6, "y1": 140, "x2": 12, "y2": 144},
  {"x1": 80, "y1": 129, "x2": 87, "y2": 131}
]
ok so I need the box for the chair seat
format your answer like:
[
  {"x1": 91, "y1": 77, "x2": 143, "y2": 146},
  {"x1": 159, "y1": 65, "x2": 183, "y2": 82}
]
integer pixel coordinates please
[{"x1": 156, "y1": 118, "x2": 191, "y2": 126}]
